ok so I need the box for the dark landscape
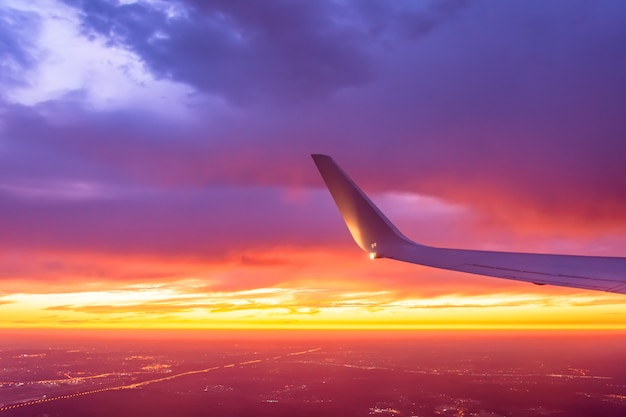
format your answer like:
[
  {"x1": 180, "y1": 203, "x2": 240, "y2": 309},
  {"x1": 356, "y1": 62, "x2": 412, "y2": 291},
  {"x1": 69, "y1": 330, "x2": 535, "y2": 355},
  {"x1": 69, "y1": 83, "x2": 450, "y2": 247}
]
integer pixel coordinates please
[{"x1": 1, "y1": 331, "x2": 625, "y2": 417}]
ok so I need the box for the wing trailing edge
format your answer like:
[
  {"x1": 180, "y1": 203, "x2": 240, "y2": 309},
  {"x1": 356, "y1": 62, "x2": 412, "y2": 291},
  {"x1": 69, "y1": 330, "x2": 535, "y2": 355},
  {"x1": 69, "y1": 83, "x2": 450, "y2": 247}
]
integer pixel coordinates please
[{"x1": 312, "y1": 154, "x2": 626, "y2": 294}]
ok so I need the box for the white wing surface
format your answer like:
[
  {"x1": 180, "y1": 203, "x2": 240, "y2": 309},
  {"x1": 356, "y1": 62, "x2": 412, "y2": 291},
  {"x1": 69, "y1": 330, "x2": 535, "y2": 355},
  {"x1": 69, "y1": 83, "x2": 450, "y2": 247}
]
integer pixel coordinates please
[{"x1": 312, "y1": 154, "x2": 626, "y2": 294}]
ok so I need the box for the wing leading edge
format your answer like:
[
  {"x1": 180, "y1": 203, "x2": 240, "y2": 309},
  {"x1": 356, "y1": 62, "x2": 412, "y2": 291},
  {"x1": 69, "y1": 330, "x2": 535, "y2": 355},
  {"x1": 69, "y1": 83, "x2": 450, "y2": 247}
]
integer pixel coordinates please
[{"x1": 312, "y1": 154, "x2": 626, "y2": 294}]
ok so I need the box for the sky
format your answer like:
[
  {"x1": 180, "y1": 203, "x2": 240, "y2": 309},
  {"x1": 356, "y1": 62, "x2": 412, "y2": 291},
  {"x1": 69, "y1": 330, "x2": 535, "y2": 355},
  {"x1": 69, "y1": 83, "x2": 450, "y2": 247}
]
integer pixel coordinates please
[{"x1": 0, "y1": 0, "x2": 625, "y2": 330}]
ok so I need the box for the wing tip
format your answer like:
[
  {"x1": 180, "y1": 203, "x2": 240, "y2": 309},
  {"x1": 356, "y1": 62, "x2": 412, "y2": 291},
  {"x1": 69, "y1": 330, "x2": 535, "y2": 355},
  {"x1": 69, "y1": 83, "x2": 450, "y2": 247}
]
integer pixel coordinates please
[
  {"x1": 311, "y1": 154, "x2": 331, "y2": 164},
  {"x1": 311, "y1": 152, "x2": 415, "y2": 254}
]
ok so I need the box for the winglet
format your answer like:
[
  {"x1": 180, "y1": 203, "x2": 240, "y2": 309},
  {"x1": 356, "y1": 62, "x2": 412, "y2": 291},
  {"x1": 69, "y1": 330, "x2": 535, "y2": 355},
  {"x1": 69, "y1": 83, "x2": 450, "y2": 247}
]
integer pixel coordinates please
[
  {"x1": 312, "y1": 154, "x2": 417, "y2": 258},
  {"x1": 312, "y1": 155, "x2": 626, "y2": 294}
]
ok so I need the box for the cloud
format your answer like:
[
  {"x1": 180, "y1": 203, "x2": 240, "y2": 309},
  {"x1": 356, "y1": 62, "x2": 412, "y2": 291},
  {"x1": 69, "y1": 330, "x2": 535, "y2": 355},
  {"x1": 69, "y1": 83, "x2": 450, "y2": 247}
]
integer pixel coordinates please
[
  {"x1": 4, "y1": 1, "x2": 625, "y2": 236},
  {"x1": 0, "y1": 5, "x2": 40, "y2": 87},
  {"x1": 61, "y1": 0, "x2": 366, "y2": 104},
  {"x1": 40, "y1": 288, "x2": 617, "y2": 320},
  {"x1": 59, "y1": 0, "x2": 472, "y2": 105}
]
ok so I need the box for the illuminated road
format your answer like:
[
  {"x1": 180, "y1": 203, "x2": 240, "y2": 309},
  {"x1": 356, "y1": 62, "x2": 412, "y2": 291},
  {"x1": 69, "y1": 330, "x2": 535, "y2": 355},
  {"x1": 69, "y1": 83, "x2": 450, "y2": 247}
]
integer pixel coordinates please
[
  {"x1": 299, "y1": 360, "x2": 612, "y2": 380},
  {"x1": 0, "y1": 372, "x2": 142, "y2": 387},
  {"x1": 0, "y1": 348, "x2": 321, "y2": 413}
]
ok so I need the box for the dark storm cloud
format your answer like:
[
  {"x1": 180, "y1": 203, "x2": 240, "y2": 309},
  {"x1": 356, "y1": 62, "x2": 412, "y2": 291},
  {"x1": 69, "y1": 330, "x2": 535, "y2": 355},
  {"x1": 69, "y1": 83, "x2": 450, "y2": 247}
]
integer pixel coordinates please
[{"x1": 61, "y1": 0, "x2": 469, "y2": 104}]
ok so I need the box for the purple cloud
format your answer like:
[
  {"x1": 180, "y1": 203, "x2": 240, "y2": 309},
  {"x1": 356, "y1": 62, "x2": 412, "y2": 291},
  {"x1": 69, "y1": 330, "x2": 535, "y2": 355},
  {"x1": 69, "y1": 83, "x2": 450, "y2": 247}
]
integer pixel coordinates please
[
  {"x1": 0, "y1": 0, "x2": 625, "y2": 270},
  {"x1": 0, "y1": 6, "x2": 40, "y2": 86},
  {"x1": 60, "y1": 0, "x2": 471, "y2": 104}
]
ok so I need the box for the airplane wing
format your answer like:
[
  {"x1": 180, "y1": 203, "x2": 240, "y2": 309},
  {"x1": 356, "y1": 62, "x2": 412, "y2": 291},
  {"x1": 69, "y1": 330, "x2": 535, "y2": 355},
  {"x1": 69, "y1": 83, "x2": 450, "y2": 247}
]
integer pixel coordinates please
[{"x1": 312, "y1": 154, "x2": 626, "y2": 294}]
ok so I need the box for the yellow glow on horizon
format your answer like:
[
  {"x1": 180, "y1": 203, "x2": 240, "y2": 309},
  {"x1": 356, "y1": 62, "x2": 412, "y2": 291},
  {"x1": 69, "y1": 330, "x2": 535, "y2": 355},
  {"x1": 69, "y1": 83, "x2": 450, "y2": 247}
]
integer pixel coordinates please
[
  {"x1": 1, "y1": 282, "x2": 626, "y2": 330},
  {"x1": 1, "y1": 247, "x2": 624, "y2": 331}
]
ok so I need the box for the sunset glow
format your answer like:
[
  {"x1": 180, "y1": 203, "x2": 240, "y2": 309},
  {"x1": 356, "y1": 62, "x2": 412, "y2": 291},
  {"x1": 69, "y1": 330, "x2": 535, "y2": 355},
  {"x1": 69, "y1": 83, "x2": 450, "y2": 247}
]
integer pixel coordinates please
[{"x1": 1, "y1": 0, "x2": 625, "y2": 331}]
